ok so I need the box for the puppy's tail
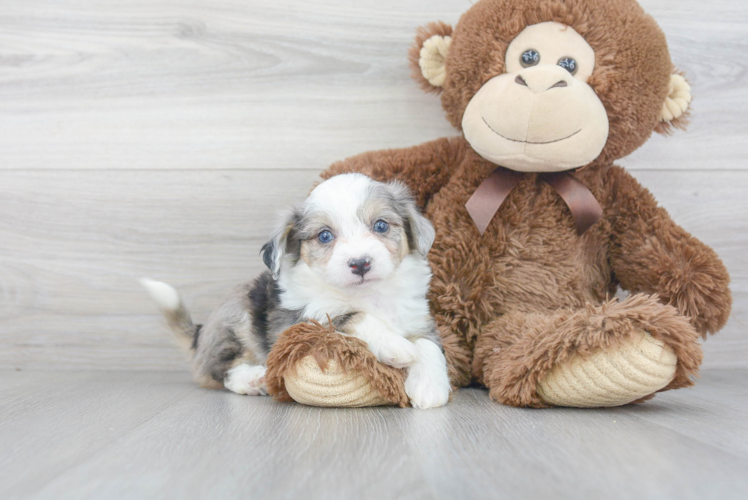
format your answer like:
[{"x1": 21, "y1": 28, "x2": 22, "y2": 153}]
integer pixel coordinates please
[{"x1": 140, "y1": 278, "x2": 200, "y2": 352}]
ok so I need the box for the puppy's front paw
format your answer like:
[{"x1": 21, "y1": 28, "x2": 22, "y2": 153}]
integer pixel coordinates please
[
  {"x1": 404, "y1": 338, "x2": 451, "y2": 409},
  {"x1": 405, "y1": 373, "x2": 450, "y2": 409},
  {"x1": 374, "y1": 336, "x2": 418, "y2": 369},
  {"x1": 224, "y1": 364, "x2": 268, "y2": 396}
]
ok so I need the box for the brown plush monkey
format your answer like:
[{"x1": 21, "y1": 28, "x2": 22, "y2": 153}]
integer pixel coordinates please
[{"x1": 266, "y1": 0, "x2": 731, "y2": 408}]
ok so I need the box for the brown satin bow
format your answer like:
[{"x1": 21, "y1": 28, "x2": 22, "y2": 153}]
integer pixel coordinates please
[{"x1": 465, "y1": 167, "x2": 603, "y2": 235}]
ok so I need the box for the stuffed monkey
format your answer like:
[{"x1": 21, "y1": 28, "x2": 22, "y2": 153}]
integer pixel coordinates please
[{"x1": 266, "y1": 0, "x2": 731, "y2": 408}]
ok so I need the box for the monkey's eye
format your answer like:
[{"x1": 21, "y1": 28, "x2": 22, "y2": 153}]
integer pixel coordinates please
[
  {"x1": 318, "y1": 230, "x2": 334, "y2": 243},
  {"x1": 520, "y1": 49, "x2": 540, "y2": 67},
  {"x1": 557, "y1": 57, "x2": 578, "y2": 75},
  {"x1": 373, "y1": 220, "x2": 389, "y2": 233}
]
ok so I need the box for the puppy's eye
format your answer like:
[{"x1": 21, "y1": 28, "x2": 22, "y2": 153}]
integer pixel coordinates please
[
  {"x1": 520, "y1": 49, "x2": 540, "y2": 68},
  {"x1": 317, "y1": 230, "x2": 334, "y2": 243},
  {"x1": 373, "y1": 220, "x2": 389, "y2": 233},
  {"x1": 557, "y1": 57, "x2": 578, "y2": 75}
]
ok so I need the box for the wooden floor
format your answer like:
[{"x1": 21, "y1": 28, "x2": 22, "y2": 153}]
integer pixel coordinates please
[{"x1": 1, "y1": 369, "x2": 747, "y2": 500}]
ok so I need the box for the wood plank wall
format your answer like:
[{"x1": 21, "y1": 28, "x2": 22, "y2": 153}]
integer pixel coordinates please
[{"x1": 1, "y1": 0, "x2": 746, "y2": 371}]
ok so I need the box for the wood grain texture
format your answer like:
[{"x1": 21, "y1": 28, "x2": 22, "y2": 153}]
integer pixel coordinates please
[
  {"x1": 0, "y1": 169, "x2": 319, "y2": 371},
  {"x1": 0, "y1": 0, "x2": 745, "y2": 171},
  {"x1": 0, "y1": 169, "x2": 746, "y2": 370},
  {"x1": 0, "y1": 0, "x2": 746, "y2": 371},
  {"x1": 1, "y1": 370, "x2": 747, "y2": 500}
]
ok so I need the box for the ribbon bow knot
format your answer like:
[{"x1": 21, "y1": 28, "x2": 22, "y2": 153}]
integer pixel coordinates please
[{"x1": 465, "y1": 168, "x2": 603, "y2": 235}]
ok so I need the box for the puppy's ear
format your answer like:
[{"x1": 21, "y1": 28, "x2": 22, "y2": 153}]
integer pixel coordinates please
[
  {"x1": 388, "y1": 181, "x2": 436, "y2": 257},
  {"x1": 261, "y1": 208, "x2": 301, "y2": 278}
]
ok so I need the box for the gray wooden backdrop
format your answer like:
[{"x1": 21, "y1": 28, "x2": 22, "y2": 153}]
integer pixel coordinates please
[{"x1": 0, "y1": 0, "x2": 745, "y2": 372}]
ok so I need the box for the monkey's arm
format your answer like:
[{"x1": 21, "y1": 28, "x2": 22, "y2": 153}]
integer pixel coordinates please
[
  {"x1": 322, "y1": 137, "x2": 466, "y2": 209},
  {"x1": 607, "y1": 167, "x2": 731, "y2": 337}
]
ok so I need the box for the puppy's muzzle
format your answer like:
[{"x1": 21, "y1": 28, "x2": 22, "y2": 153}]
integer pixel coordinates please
[{"x1": 348, "y1": 257, "x2": 371, "y2": 277}]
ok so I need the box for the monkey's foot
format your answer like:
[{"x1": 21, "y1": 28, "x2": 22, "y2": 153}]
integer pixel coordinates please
[
  {"x1": 265, "y1": 321, "x2": 409, "y2": 408},
  {"x1": 537, "y1": 331, "x2": 677, "y2": 407}
]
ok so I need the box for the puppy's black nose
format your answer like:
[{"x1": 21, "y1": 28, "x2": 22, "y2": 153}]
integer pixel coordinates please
[{"x1": 348, "y1": 257, "x2": 371, "y2": 277}]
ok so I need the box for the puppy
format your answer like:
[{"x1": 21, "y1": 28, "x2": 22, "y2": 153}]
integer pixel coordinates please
[{"x1": 143, "y1": 173, "x2": 451, "y2": 409}]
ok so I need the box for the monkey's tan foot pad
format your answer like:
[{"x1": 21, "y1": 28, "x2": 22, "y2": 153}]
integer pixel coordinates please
[
  {"x1": 284, "y1": 357, "x2": 391, "y2": 407},
  {"x1": 537, "y1": 332, "x2": 677, "y2": 408},
  {"x1": 265, "y1": 321, "x2": 409, "y2": 408}
]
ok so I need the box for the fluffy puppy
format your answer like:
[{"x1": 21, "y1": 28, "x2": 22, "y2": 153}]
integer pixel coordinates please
[{"x1": 143, "y1": 173, "x2": 451, "y2": 409}]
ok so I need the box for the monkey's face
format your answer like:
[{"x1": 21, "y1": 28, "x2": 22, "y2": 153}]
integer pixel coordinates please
[
  {"x1": 411, "y1": 0, "x2": 690, "y2": 170},
  {"x1": 461, "y1": 22, "x2": 609, "y2": 173}
]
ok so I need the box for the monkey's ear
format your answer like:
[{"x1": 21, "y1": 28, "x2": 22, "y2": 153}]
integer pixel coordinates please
[
  {"x1": 408, "y1": 21, "x2": 453, "y2": 94},
  {"x1": 655, "y1": 71, "x2": 692, "y2": 134}
]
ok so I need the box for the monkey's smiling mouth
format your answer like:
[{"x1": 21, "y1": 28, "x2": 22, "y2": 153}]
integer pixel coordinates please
[{"x1": 482, "y1": 117, "x2": 582, "y2": 145}]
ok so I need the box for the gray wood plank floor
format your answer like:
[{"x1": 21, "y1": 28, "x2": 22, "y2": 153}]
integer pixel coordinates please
[{"x1": 1, "y1": 369, "x2": 747, "y2": 500}]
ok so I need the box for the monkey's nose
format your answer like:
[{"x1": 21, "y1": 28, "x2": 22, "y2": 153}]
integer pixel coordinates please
[
  {"x1": 516, "y1": 66, "x2": 573, "y2": 93},
  {"x1": 348, "y1": 257, "x2": 371, "y2": 276}
]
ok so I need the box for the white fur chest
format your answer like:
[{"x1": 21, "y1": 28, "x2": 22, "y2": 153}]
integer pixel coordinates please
[{"x1": 278, "y1": 254, "x2": 432, "y2": 336}]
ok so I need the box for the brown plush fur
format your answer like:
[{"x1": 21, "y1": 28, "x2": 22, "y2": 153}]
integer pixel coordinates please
[
  {"x1": 265, "y1": 321, "x2": 409, "y2": 407},
  {"x1": 323, "y1": 139, "x2": 731, "y2": 405},
  {"x1": 472, "y1": 294, "x2": 703, "y2": 408},
  {"x1": 268, "y1": 0, "x2": 731, "y2": 408},
  {"x1": 437, "y1": 0, "x2": 673, "y2": 165}
]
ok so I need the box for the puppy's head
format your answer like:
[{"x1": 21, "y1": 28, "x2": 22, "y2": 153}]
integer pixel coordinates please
[{"x1": 262, "y1": 173, "x2": 435, "y2": 287}]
